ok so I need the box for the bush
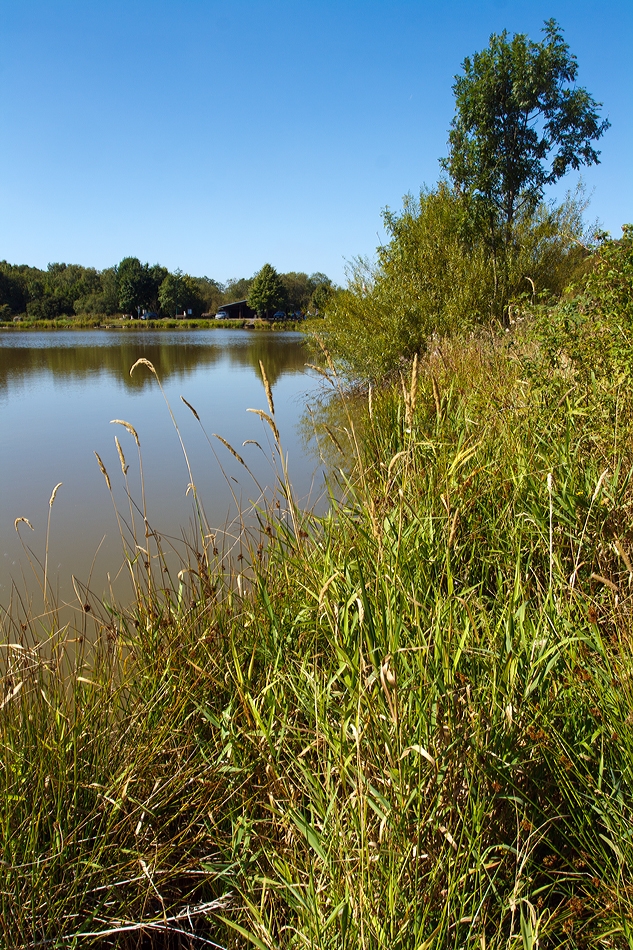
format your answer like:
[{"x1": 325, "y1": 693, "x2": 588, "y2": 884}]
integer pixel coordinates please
[
  {"x1": 317, "y1": 185, "x2": 589, "y2": 381},
  {"x1": 530, "y1": 224, "x2": 633, "y2": 382}
]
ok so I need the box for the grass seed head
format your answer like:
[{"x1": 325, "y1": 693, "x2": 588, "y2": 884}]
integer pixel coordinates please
[
  {"x1": 180, "y1": 395, "x2": 200, "y2": 421},
  {"x1": 247, "y1": 408, "x2": 280, "y2": 443},
  {"x1": 14, "y1": 517, "x2": 34, "y2": 532},
  {"x1": 110, "y1": 419, "x2": 140, "y2": 447},
  {"x1": 259, "y1": 360, "x2": 275, "y2": 416},
  {"x1": 114, "y1": 437, "x2": 128, "y2": 475},
  {"x1": 48, "y1": 482, "x2": 63, "y2": 508},
  {"x1": 130, "y1": 357, "x2": 157, "y2": 377},
  {"x1": 94, "y1": 452, "x2": 111, "y2": 491},
  {"x1": 432, "y1": 373, "x2": 442, "y2": 418},
  {"x1": 213, "y1": 434, "x2": 246, "y2": 466}
]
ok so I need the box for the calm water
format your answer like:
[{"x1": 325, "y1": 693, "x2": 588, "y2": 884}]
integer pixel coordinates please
[{"x1": 0, "y1": 329, "x2": 324, "y2": 608}]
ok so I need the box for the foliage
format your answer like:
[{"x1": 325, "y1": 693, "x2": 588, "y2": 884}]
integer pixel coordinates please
[
  {"x1": 441, "y1": 19, "x2": 608, "y2": 319},
  {"x1": 158, "y1": 270, "x2": 206, "y2": 318},
  {"x1": 24, "y1": 263, "x2": 101, "y2": 320},
  {"x1": 0, "y1": 257, "x2": 332, "y2": 323},
  {"x1": 585, "y1": 223, "x2": 633, "y2": 321},
  {"x1": 308, "y1": 272, "x2": 335, "y2": 314},
  {"x1": 318, "y1": 184, "x2": 588, "y2": 380},
  {"x1": 117, "y1": 256, "x2": 151, "y2": 315},
  {"x1": 530, "y1": 223, "x2": 633, "y2": 381},
  {"x1": 74, "y1": 266, "x2": 119, "y2": 315},
  {"x1": 317, "y1": 17, "x2": 605, "y2": 381},
  {"x1": 317, "y1": 188, "x2": 486, "y2": 379},
  {"x1": 247, "y1": 262, "x2": 287, "y2": 317},
  {"x1": 280, "y1": 271, "x2": 334, "y2": 314},
  {"x1": 223, "y1": 275, "x2": 255, "y2": 302},
  {"x1": 188, "y1": 275, "x2": 225, "y2": 315},
  {"x1": 0, "y1": 264, "x2": 28, "y2": 315},
  {"x1": 117, "y1": 257, "x2": 168, "y2": 315},
  {"x1": 443, "y1": 19, "x2": 609, "y2": 234}
]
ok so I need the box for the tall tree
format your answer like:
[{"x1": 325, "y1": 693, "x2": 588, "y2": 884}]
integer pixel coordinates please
[
  {"x1": 117, "y1": 257, "x2": 152, "y2": 315},
  {"x1": 158, "y1": 271, "x2": 206, "y2": 318},
  {"x1": 442, "y1": 18, "x2": 609, "y2": 312},
  {"x1": 158, "y1": 272, "x2": 187, "y2": 317},
  {"x1": 0, "y1": 265, "x2": 28, "y2": 316},
  {"x1": 224, "y1": 276, "x2": 254, "y2": 302},
  {"x1": 247, "y1": 264, "x2": 287, "y2": 318}
]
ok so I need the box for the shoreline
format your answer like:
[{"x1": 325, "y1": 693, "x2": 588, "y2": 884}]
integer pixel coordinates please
[{"x1": 0, "y1": 318, "x2": 307, "y2": 332}]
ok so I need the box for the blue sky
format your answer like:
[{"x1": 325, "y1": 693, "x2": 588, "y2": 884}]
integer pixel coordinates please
[{"x1": 1, "y1": 0, "x2": 631, "y2": 285}]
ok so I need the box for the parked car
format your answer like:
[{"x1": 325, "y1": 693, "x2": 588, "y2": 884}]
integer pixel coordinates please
[
  {"x1": 215, "y1": 311, "x2": 229, "y2": 320},
  {"x1": 272, "y1": 311, "x2": 287, "y2": 321},
  {"x1": 141, "y1": 311, "x2": 158, "y2": 320}
]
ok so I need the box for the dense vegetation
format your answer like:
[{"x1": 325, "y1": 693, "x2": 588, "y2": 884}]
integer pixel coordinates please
[
  {"x1": 319, "y1": 19, "x2": 609, "y2": 380},
  {"x1": 3, "y1": 17, "x2": 632, "y2": 949},
  {"x1": 3, "y1": 238, "x2": 633, "y2": 945},
  {"x1": 0, "y1": 257, "x2": 333, "y2": 322}
]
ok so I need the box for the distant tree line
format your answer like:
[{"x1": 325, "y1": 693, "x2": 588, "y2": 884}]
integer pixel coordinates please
[{"x1": 0, "y1": 257, "x2": 333, "y2": 321}]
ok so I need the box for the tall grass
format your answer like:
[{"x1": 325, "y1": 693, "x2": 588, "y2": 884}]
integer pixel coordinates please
[{"x1": 2, "y1": 328, "x2": 633, "y2": 947}]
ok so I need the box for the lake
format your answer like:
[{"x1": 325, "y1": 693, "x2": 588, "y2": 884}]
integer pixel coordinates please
[{"x1": 0, "y1": 329, "x2": 325, "y2": 611}]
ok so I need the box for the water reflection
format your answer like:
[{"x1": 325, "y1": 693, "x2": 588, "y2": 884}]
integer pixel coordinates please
[
  {"x1": 0, "y1": 329, "x2": 308, "y2": 391},
  {"x1": 0, "y1": 330, "x2": 322, "y2": 609}
]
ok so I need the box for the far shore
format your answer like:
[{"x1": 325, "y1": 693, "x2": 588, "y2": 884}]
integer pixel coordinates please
[{"x1": 0, "y1": 317, "x2": 309, "y2": 332}]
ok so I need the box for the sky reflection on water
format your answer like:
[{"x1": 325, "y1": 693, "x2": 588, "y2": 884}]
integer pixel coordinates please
[{"x1": 0, "y1": 329, "x2": 324, "y2": 609}]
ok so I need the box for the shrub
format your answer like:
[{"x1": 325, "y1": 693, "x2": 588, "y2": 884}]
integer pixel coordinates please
[{"x1": 318, "y1": 185, "x2": 589, "y2": 381}]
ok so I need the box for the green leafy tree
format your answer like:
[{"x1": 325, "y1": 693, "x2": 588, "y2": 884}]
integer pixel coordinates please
[
  {"x1": 117, "y1": 257, "x2": 152, "y2": 315},
  {"x1": 444, "y1": 19, "x2": 609, "y2": 229},
  {"x1": 319, "y1": 186, "x2": 492, "y2": 378},
  {"x1": 307, "y1": 273, "x2": 334, "y2": 314},
  {"x1": 21, "y1": 262, "x2": 101, "y2": 319},
  {"x1": 75, "y1": 266, "x2": 120, "y2": 315},
  {"x1": 158, "y1": 272, "x2": 187, "y2": 317},
  {"x1": 116, "y1": 258, "x2": 168, "y2": 315},
  {"x1": 158, "y1": 271, "x2": 206, "y2": 318},
  {"x1": 223, "y1": 276, "x2": 254, "y2": 302},
  {"x1": 188, "y1": 275, "x2": 225, "y2": 314},
  {"x1": 442, "y1": 19, "x2": 609, "y2": 313},
  {"x1": 319, "y1": 184, "x2": 588, "y2": 380},
  {"x1": 0, "y1": 265, "x2": 28, "y2": 315},
  {"x1": 279, "y1": 271, "x2": 334, "y2": 314},
  {"x1": 147, "y1": 265, "x2": 169, "y2": 311},
  {"x1": 278, "y1": 272, "x2": 312, "y2": 313},
  {"x1": 247, "y1": 264, "x2": 287, "y2": 318}
]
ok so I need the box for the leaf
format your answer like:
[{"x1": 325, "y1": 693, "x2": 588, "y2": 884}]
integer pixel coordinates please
[{"x1": 216, "y1": 916, "x2": 271, "y2": 950}]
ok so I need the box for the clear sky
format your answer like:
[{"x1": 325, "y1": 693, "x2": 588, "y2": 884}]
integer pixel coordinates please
[{"x1": 1, "y1": 0, "x2": 631, "y2": 285}]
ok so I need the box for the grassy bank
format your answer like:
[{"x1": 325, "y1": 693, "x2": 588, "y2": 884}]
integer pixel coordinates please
[
  {"x1": 1, "y1": 317, "x2": 306, "y2": 332},
  {"x1": 2, "y1": 313, "x2": 633, "y2": 947}
]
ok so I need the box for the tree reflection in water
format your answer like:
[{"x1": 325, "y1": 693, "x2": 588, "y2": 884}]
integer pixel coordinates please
[
  {"x1": 0, "y1": 328, "x2": 307, "y2": 393},
  {"x1": 0, "y1": 329, "x2": 324, "y2": 610}
]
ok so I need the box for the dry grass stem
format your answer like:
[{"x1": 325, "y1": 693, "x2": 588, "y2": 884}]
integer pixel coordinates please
[
  {"x1": 432, "y1": 374, "x2": 442, "y2": 419},
  {"x1": 305, "y1": 363, "x2": 336, "y2": 385}
]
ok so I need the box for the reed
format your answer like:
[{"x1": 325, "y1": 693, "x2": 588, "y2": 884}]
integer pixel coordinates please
[{"x1": 2, "y1": 322, "x2": 633, "y2": 948}]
